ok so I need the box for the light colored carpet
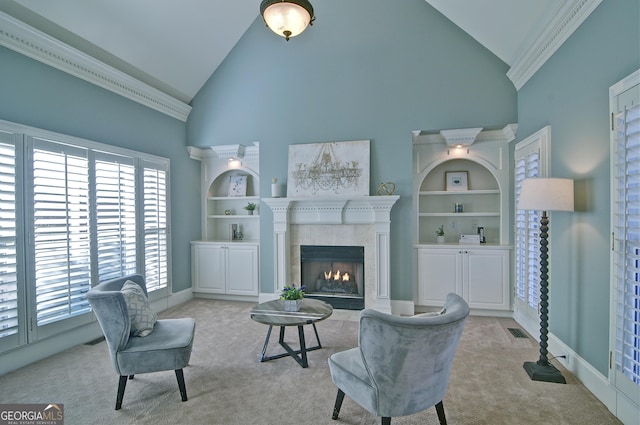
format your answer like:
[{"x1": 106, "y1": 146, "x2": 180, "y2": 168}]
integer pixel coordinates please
[{"x1": 0, "y1": 299, "x2": 621, "y2": 425}]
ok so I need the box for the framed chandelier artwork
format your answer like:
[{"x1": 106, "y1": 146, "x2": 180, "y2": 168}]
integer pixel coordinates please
[{"x1": 287, "y1": 140, "x2": 370, "y2": 197}]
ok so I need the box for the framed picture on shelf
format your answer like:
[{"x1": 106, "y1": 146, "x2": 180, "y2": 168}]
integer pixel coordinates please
[
  {"x1": 228, "y1": 175, "x2": 247, "y2": 197},
  {"x1": 445, "y1": 171, "x2": 468, "y2": 191}
]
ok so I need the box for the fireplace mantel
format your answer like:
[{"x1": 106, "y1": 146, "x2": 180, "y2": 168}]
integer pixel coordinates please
[
  {"x1": 262, "y1": 196, "x2": 399, "y2": 226},
  {"x1": 262, "y1": 195, "x2": 399, "y2": 313}
]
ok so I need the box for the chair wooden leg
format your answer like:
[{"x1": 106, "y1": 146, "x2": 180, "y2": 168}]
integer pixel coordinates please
[
  {"x1": 175, "y1": 369, "x2": 188, "y2": 402},
  {"x1": 116, "y1": 375, "x2": 128, "y2": 410},
  {"x1": 381, "y1": 417, "x2": 391, "y2": 425},
  {"x1": 332, "y1": 389, "x2": 345, "y2": 420},
  {"x1": 435, "y1": 401, "x2": 447, "y2": 425}
]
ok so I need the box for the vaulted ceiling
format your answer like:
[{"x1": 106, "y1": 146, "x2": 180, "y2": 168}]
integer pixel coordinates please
[{"x1": 0, "y1": 1, "x2": 601, "y2": 120}]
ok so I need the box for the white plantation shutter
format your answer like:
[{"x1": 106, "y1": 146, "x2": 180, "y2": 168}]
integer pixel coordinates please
[
  {"x1": 515, "y1": 152, "x2": 540, "y2": 307},
  {"x1": 32, "y1": 139, "x2": 91, "y2": 326},
  {"x1": 0, "y1": 119, "x2": 172, "y2": 352},
  {"x1": 613, "y1": 102, "x2": 640, "y2": 387},
  {"x1": 514, "y1": 128, "x2": 548, "y2": 321},
  {"x1": 95, "y1": 154, "x2": 136, "y2": 281},
  {"x1": 0, "y1": 136, "x2": 18, "y2": 341},
  {"x1": 142, "y1": 163, "x2": 168, "y2": 292}
]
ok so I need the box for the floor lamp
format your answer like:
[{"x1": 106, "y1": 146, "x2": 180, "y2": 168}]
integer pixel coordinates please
[{"x1": 518, "y1": 177, "x2": 574, "y2": 384}]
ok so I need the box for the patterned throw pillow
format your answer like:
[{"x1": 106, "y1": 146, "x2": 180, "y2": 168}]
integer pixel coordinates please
[{"x1": 121, "y1": 280, "x2": 157, "y2": 337}]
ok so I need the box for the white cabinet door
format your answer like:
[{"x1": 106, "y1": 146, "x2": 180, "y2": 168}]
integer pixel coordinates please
[
  {"x1": 417, "y1": 246, "x2": 510, "y2": 311},
  {"x1": 465, "y1": 249, "x2": 510, "y2": 310},
  {"x1": 192, "y1": 243, "x2": 226, "y2": 293},
  {"x1": 417, "y1": 248, "x2": 462, "y2": 306},
  {"x1": 226, "y1": 245, "x2": 258, "y2": 295}
]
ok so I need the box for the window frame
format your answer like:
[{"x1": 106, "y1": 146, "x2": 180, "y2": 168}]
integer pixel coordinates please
[
  {"x1": 0, "y1": 118, "x2": 171, "y2": 352},
  {"x1": 513, "y1": 126, "x2": 550, "y2": 332},
  {"x1": 609, "y1": 69, "x2": 640, "y2": 409}
]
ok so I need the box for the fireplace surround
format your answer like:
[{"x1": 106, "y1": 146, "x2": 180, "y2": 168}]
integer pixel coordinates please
[{"x1": 262, "y1": 196, "x2": 399, "y2": 312}]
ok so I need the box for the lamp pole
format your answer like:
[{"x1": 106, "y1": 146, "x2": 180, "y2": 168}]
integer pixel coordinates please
[{"x1": 523, "y1": 211, "x2": 566, "y2": 383}]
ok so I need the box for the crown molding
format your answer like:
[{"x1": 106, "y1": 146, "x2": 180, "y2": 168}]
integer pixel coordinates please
[
  {"x1": 507, "y1": 0, "x2": 603, "y2": 91},
  {"x1": 0, "y1": 11, "x2": 192, "y2": 122},
  {"x1": 413, "y1": 124, "x2": 517, "y2": 146}
]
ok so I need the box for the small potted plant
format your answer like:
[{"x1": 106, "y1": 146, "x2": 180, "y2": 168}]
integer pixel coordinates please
[
  {"x1": 436, "y1": 225, "x2": 445, "y2": 243},
  {"x1": 280, "y1": 283, "x2": 305, "y2": 311},
  {"x1": 244, "y1": 202, "x2": 256, "y2": 215}
]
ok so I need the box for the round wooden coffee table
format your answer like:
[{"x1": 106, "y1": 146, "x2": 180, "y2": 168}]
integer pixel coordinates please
[{"x1": 250, "y1": 298, "x2": 333, "y2": 368}]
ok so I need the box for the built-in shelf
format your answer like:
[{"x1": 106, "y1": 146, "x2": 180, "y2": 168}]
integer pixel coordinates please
[{"x1": 418, "y1": 189, "x2": 500, "y2": 196}]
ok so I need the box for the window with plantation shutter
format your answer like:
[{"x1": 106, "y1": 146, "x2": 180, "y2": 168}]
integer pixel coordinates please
[
  {"x1": 611, "y1": 80, "x2": 640, "y2": 397},
  {"x1": 95, "y1": 153, "x2": 137, "y2": 282},
  {"x1": 0, "y1": 118, "x2": 172, "y2": 353},
  {"x1": 514, "y1": 127, "x2": 549, "y2": 325},
  {"x1": 0, "y1": 135, "x2": 19, "y2": 346},
  {"x1": 142, "y1": 163, "x2": 168, "y2": 292},
  {"x1": 31, "y1": 139, "x2": 92, "y2": 328}
]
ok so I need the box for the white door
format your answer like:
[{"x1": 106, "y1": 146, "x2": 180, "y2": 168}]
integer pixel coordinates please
[
  {"x1": 192, "y1": 244, "x2": 226, "y2": 293},
  {"x1": 610, "y1": 69, "x2": 640, "y2": 419},
  {"x1": 417, "y1": 248, "x2": 461, "y2": 306},
  {"x1": 226, "y1": 245, "x2": 258, "y2": 295},
  {"x1": 466, "y1": 249, "x2": 509, "y2": 310}
]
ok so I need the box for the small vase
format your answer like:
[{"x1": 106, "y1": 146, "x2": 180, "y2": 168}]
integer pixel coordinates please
[
  {"x1": 283, "y1": 299, "x2": 302, "y2": 312},
  {"x1": 437, "y1": 235, "x2": 445, "y2": 244},
  {"x1": 247, "y1": 210, "x2": 254, "y2": 215}
]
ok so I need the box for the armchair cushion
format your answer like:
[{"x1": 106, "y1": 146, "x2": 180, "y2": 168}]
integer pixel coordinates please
[
  {"x1": 121, "y1": 280, "x2": 157, "y2": 337},
  {"x1": 116, "y1": 318, "x2": 195, "y2": 375}
]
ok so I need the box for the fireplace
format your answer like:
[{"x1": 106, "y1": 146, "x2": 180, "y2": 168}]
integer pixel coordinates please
[
  {"x1": 262, "y1": 196, "x2": 399, "y2": 313},
  {"x1": 300, "y1": 245, "x2": 364, "y2": 310}
]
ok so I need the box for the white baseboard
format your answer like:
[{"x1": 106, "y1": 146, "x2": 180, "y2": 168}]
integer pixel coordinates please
[
  {"x1": 391, "y1": 300, "x2": 415, "y2": 316},
  {"x1": 167, "y1": 287, "x2": 194, "y2": 308},
  {"x1": 514, "y1": 309, "x2": 639, "y2": 425},
  {"x1": 1, "y1": 288, "x2": 195, "y2": 376}
]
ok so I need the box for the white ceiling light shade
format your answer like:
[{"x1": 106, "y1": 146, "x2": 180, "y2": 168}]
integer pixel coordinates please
[{"x1": 260, "y1": 0, "x2": 315, "y2": 41}]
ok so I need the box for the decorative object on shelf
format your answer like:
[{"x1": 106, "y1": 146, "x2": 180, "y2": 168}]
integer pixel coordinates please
[
  {"x1": 518, "y1": 177, "x2": 574, "y2": 384},
  {"x1": 228, "y1": 175, "x2": 247, "y2": 197},
  {"x1": 459, "y1": 234, "x2": 480, "y2": 244},
  {"x1": 287, "y1": 140, "x2": 370, "y2": 198},
  {"x1": 454, "y1": 202, "x2": 463, "y2": 213},
  {"x1": 477, "y1": 226, "x2": 486, "y2": 243},
  {"x1": 280, "y1": 283, "x2": 306, "y2": 312},
  {"x1": 377, "y1": 182, "x2": 396, "y2": 196},
  {"x1": 230, "y1": 224, "x2": 243, "y2": 241},
  {"x1": 445, "y1": 171, "x2": 469, "y2": 191},
  {"x1": 271, "y1": 177, "x2": 285, "y2": 198},
  {"x1": 436, "y1": 225, "x2": 445, "y2": 244},
  {"x1": 260, "y1": 0, "x2": 315, "y2": 41},
  {"x1": 243, "y1": 202, "x2": 257, "y2": 215},
  {"x1": 224, "y1": 209, "x2": 232, "y2": 216}
]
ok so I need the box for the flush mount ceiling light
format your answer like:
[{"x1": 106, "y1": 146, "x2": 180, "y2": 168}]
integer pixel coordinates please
[{"x1": 260, "y1": 0, "x2": 315, "y2": 41}]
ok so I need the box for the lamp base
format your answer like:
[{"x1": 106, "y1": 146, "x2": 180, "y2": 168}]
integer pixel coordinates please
[{"x1": 523, "y1": 361, "x2": 566, "y2": 384}]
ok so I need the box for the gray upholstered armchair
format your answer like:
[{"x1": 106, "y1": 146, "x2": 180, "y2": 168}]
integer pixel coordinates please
[
  {"x1": 87, "y1": 274, "x2": 196, "y2": 410},
  {"x1": 328, "y1": 293, "x2": 469, "y2": 425}
]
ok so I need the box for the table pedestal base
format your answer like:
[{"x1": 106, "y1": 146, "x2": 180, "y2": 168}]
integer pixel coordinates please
[{"x1": 259, "y1": 323, "x2": 322, "y2": 368}]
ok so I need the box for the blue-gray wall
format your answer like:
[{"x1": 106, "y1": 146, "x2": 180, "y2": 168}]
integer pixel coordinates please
[
  {"x1": 187, "y1": 0, "x2": 518, "y2": 301},
  {"x1": 0, "y1": 46, "x2": 200, "y2": 292},
  {"x1": 517, "y1": 0, "x2": 639, "y2": 375}
]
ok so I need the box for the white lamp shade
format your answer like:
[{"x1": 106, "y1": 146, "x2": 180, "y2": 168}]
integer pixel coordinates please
[
  {"x1": 518, "y1": 178, "x2": 574, "y2": 212},
  {"x1": 262, "y1": 2, "x2": 312, "y2": 39}
]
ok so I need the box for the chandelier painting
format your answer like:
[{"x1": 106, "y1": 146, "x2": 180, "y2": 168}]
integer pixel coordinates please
[{"x1": 287, "y1": 140, "x2": 370, "y2": 197}]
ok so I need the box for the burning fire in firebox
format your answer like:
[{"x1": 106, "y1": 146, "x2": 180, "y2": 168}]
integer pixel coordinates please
[{"x1": 324, "y1": 270, "x2": 351, "y2": 282}]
